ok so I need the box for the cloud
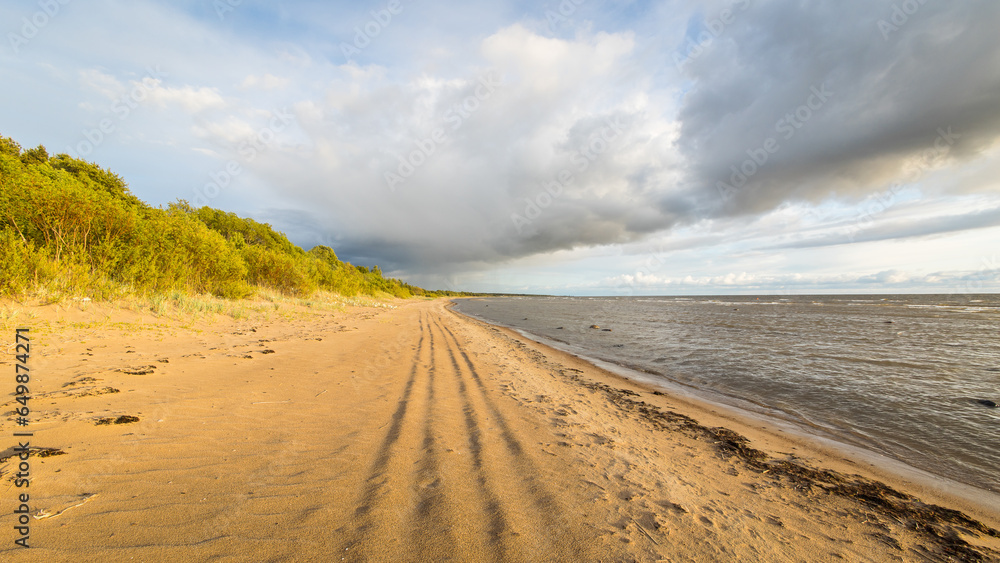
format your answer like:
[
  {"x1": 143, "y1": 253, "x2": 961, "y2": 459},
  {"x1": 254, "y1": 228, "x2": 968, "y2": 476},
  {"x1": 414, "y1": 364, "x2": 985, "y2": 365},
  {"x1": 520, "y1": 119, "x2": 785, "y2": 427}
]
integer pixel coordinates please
[
  {"x1": 602, "y1": 267, "x2": 1000, "y2": 294},
  {"x1": 268, "y1": 2, "x2": 1000, "y2": 275},
  {"x1": 193, "y1": 115, "x2": 258, "y2": 146},
  {"x1": 771, "y1": 205, "x2": 1000, "y2": 250},
  {"x1": 239, "y1": 74, "x2": 289, "y2": 90},
  {"x1": 74, "y1": 67, "x2": 226, "y2": 115},
  {"x1": 144, "y1": 82, "x2": 226, "y2": 113},
  {"x1": 480, "y1": 24, "x2": 634, "y2": 94},
  {"x1": 249, "y1": 24, "x2": 685, "y2": 272},
  {"x1": 78, "y1": 68, "x2": 123, "y2": 99},
  {"x1": 676, "y1": 0, "x2": 1000, "y2": 218}
]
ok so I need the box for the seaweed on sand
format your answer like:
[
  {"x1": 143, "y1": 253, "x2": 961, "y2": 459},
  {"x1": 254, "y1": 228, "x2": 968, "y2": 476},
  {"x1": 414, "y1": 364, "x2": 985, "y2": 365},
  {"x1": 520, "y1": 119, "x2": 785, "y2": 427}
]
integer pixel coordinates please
[{"x1": 556, "y1": 368, "x2": 1000, "y2": 562}]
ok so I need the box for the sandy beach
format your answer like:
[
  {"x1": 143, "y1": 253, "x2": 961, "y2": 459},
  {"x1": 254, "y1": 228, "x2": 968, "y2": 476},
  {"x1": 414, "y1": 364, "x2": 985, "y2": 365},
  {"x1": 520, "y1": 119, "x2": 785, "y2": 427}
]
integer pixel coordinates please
[{"x1": 2, "y1": 297, "x2": 998, "y2": 562}]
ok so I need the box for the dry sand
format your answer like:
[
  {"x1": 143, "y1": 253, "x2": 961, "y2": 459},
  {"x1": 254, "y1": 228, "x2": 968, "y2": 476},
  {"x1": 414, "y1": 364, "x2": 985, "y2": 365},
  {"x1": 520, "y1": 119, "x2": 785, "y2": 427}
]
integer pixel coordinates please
[{"x1": 1, "y1": 297, "x2": 998, "y2": 562}]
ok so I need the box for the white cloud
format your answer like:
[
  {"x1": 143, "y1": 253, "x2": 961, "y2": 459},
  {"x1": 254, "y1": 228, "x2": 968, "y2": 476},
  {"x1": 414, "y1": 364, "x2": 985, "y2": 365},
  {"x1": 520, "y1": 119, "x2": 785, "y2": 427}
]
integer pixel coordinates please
[
  {"x1": 191, "y1": 147, "x2": 221, "y2": 158},
  {"x1": 78, "y1": 68, "x2": 123, "y2": 99},
  {"x1": 601, "y1": 267, "x2": 1000, "y2": 294},
  {"x1": 481, "y1": 25, "x2": 634, "y2": 95},
  {"x1": 192, "y1": 116, "x2": 256, "y2": 145},
  {"x1": 144, "y1": 81, "x2": 226, "y2": 113},
  {"x1": 239, "y1": 74, "x2": 290, "y2": 90}
]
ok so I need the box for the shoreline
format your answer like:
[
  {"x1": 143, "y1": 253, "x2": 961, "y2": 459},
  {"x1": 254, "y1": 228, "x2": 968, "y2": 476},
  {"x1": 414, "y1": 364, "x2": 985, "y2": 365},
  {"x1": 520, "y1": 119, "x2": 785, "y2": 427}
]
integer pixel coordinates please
[
  {"x1": 450, "y1": 298, "x2": 1000, "y2": 521},
  {"x1": 442, "y1": 301, "x2": 1000, "y2": 559},
  {"x1": 1, "y1": 297, "x2": 997, "y2": 561},
  {"x1": 451, "y1": 302, "x2": 1000, "y2": 522}
]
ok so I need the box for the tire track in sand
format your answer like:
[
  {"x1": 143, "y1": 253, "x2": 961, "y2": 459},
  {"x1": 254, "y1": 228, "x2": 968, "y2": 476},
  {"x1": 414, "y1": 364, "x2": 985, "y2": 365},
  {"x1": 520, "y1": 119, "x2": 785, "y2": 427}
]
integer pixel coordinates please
[
  {"x1": 343, "y1": 312, "x2": 470, "y2": 561},
  {"x1": 426, "y1": 317, "x2": 510, "y2": 561},
  {"x1": 407, "y1": 314, "x2": 459, "y2": 560},
  {"x1": 431, "y1": 314, "x2": 587, "y2": 560},
  {"x1": 342, "y1": 309, "x2": 588, "y2": 561},
  {"x1": 341, "y1": 313, "x2": 426, "y2": 556}
]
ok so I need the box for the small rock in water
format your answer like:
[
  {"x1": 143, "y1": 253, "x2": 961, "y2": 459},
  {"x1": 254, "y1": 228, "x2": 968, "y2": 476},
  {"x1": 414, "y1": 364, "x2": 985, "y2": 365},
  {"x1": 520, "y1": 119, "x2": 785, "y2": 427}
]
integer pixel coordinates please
[
  {"x1": 556, "y1": 327, "x2": 564, "y2": 330},
  {"x1": 975, "y1": 399, "x2": 997, "y2": 408},
  {"x1": 884, "y1": 320, "x2": 894, "y2": 324}
]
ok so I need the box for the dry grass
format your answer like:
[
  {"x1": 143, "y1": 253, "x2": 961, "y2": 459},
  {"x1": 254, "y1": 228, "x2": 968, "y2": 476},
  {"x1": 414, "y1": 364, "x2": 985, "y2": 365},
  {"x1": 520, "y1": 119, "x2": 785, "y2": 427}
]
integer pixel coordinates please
[{"x1": 0, "y1": 286, "x2": 405, "y2": 341}]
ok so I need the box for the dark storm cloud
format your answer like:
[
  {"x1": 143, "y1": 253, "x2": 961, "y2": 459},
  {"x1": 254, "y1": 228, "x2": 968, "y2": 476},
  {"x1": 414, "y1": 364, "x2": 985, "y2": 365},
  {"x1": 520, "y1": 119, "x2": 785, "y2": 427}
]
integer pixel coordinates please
[{"x1": 679, "y1": 0, "x2": 1000, "y2": 217}]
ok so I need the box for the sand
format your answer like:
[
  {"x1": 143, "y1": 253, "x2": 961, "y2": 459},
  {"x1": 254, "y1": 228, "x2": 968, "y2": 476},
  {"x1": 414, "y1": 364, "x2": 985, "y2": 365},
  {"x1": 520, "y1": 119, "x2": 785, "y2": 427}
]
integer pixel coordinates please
[{"x1": 1, "y1": 297, "x2": 998, "y2": 562}]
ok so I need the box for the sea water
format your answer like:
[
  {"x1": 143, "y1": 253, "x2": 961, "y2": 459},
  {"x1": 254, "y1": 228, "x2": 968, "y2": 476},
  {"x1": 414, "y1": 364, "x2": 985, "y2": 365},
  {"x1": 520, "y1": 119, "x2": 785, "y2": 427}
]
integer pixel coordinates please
[{"x1": 452, "y1": 294, "x2": 1000, "y2": 494}]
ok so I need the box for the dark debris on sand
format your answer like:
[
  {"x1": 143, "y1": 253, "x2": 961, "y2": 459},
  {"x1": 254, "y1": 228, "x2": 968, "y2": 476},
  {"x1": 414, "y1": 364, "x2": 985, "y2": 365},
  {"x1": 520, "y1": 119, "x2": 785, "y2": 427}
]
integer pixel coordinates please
[
  {"x1": 556, "y1": 368, "x2": 1000, "y2": 562},
  {"x1": 96, "y1": 415, "x2": 141, "y2": 425},
  {"x1": 117, "y1": 365, "x2": 157, "y2": 375},
  {"x1": 0, "y1": 447, "x2": 66, "y2": 462}
]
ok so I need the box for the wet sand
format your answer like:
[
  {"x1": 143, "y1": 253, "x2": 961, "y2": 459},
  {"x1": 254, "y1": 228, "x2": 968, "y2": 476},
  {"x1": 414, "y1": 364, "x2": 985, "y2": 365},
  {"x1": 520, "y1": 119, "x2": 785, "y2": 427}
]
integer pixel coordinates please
[{"x1": 1, "y1": 298, "x2": 998, "y2": 561}]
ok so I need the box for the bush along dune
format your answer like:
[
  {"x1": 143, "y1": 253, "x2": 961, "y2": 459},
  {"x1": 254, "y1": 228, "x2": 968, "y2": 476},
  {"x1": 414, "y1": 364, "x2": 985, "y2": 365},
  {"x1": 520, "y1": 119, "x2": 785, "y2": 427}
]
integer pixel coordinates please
[{"x1": 0, "y1": 134, "x2": 454, "y2": 302}]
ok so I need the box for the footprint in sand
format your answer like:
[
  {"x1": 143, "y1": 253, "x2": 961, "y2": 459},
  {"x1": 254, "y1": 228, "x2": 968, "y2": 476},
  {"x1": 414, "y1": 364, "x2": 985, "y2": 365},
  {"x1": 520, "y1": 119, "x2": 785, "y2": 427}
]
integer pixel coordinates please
[
  {"x1": 655, "y1": 500, "x2": 687, "y2": 514},
  {"x1": 62, "y1": 376, "x2": 101, "y2": 388},
  {"x1": 36, "y1": 379, "x2": 120, "y2": 400},
  {"x1": 618, "y1": 489, "x2": 638, "y2": 501},
  {"x1": 586, "y1": 433, "x2": 612, "y2": 446}
]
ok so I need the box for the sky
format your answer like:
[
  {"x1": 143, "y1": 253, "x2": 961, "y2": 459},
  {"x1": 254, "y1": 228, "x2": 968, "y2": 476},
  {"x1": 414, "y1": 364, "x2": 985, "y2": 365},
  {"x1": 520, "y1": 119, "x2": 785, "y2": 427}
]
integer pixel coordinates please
[{"x1": 2, "y1": 0, "x2": 999, "y2": 295}]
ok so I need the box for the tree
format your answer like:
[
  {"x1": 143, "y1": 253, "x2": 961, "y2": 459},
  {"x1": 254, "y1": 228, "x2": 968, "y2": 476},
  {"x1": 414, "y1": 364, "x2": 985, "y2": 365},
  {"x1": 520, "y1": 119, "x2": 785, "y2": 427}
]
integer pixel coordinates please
[
  {"x1": 49, "y1": 154, "x2": 138, "y2": 204},
  {"x1": 20, "y1": 145, "x2": 49, "y2": 166},
  {"x1": 0, "y1": 136, "x2": 21, "y2": 157}
]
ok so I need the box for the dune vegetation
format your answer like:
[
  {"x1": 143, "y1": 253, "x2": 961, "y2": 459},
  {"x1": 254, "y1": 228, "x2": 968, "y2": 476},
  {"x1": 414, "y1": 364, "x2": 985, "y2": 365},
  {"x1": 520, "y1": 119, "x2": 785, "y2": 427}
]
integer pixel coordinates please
[{"x1": 0, "y1": 134, "x2": 452, "y2": 303}]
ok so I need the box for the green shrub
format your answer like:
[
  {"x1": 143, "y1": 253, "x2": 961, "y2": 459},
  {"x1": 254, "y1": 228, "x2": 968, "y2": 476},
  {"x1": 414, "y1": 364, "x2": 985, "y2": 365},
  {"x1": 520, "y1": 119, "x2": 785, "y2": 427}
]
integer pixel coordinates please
[{"x1": 0, "y1": 132, "x2": 442, "y2": 301}]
